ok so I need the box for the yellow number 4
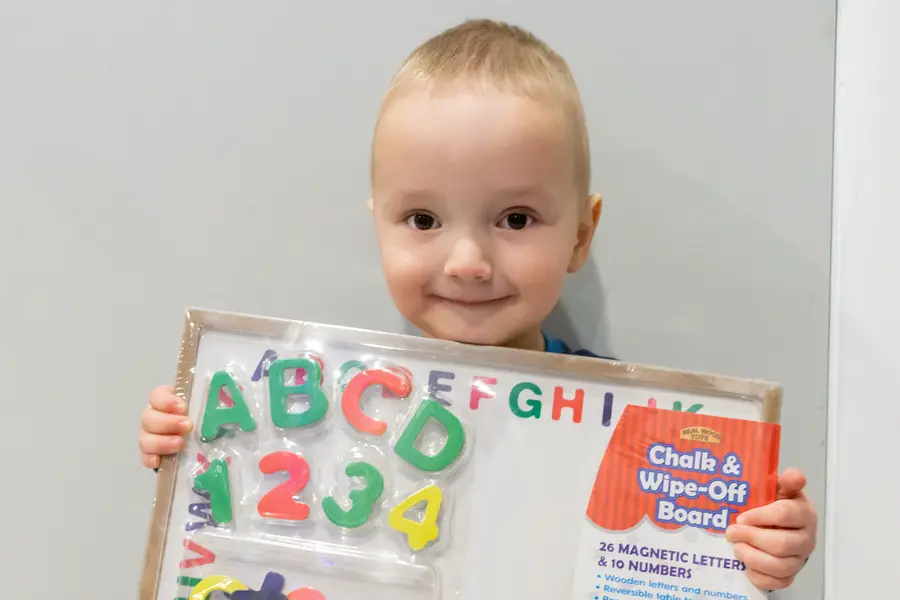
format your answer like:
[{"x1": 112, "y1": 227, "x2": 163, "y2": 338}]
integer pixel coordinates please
[{"x1": 388, "y1": 485, "x2": 443, "y2": 551}]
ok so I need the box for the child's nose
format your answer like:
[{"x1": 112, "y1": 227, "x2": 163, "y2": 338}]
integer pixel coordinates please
[{"x1": 444, "y1": 237, "x2": 492, "y2": 281}]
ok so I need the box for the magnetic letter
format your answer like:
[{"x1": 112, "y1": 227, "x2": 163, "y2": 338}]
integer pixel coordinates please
[
  {"x1": 269, "y1": 357, "x2": 328, "y2": 428},
  {"x1": 179, "y1": 539, "x2": 217, "y2": 569},
  {"x1": 287, "y1": 589, "x2": 327, "y2": 600},
  {"x1": 232, "y1": 572, "x2": 291, "y2": 599},
  {"x1": 251, "y1": 349, "x2": 278, "y2": 381},
  {"x1": 427, "y1": 370, "x2": 455, "y2": 406},
  {"x1": 200, "y1": 370, "x2": 256, "y2": 442},
  {"x1": 603, "y1": 392, "x2": 614, "y2": 426},
  {"x1": 185, "y1": 501, "x2": 214, "y2": 531},
  {"x1": 673, "y1": 400, "x2": 704, "y2": 413},
  {"x1": 296, "y1": 355, "x2": 326, "y2": 386},
  {"x1": 185, "y1": 520, "x2": 208, "y2": 532},
  {"x1": 469, "y1": 376, "x2": 496, "y2": 410},
  {"x1": 552, "y1": 386, "x2": 584, "y2": 423},
  {"x1": 394, "y1": 399, "x2": 465, "y2": 472},
  {"x1": 382, "y1": 365, "x2": 413, "y2": 399},
  {"x1": 338, "y1": 360, "x2": 368, "y2": 390},
  {"x1": 509, "y1": 381, "x2": 542, "y2": 419},
  {"x1": 188, "y1": 501, "x2": 212, "y2": 521},
  {"x1": 341, "y1": 369, "x2": 412, "y2": 435},
  {"x1": 189, "y1": 574, "x2": 247, "y2": 600}
]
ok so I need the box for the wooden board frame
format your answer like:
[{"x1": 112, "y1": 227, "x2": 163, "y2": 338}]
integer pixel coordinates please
[{"x1": 139, "y1": 307, "x2": 782, "y2": 599}]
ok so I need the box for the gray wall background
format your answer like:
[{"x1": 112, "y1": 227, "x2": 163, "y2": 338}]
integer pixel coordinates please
[{"x1": 0, "y1": 2, "x2": 835, "y2": 598}]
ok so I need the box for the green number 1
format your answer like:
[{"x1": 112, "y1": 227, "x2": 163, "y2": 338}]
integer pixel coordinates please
[{"x1": 193, "y1": 458, "x2": 233, "y2": 525}]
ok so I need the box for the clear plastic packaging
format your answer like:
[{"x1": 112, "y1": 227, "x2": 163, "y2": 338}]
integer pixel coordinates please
[
  {"x1": 178, "y1": 529, "x2": 438, "y2": 599},
  {"x1": 141, "y1": 309, "x2": 782, "y2": 600}
]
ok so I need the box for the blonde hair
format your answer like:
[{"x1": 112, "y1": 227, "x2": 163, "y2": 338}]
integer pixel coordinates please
[{"x1": 373, "y1": 19, "x2": 591, "y2": 196}]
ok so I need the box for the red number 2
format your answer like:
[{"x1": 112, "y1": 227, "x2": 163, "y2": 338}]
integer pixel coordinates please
[{"x1": 257, "y1": 451, "x2": 311, "y2": 521}]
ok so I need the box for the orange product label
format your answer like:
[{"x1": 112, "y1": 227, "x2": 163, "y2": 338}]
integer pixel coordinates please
[{"x1": 586, "y1": 405, "x2": 780, "y2": 534}]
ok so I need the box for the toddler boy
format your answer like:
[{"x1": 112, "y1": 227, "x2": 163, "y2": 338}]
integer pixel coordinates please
[{"x1": 138, "y1": 18, "x2": 816, "y2": 592}]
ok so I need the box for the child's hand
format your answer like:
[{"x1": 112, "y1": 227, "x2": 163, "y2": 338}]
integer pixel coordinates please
[
  {"x1": 138, "y1": 384, "x2": 193, "y2": 469},
  {"x1": 726, "y1": 468, "x2": 817, "y2": 590}
]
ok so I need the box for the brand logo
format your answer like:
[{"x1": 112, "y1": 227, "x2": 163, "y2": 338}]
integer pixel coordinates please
[{"x1": 679, "y1": 426, "x2": 721, "y2": 443}]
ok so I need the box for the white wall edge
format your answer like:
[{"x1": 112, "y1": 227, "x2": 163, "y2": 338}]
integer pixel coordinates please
[
  {"x1": 824, "y1": 1, "x2": 847, "y2": 597},
  {"x1": 826, "y1": 1, "x2": 900, "y2": 598},
  {"x1": 823, "y1": 76, "x2": 841, "y2": 600}
]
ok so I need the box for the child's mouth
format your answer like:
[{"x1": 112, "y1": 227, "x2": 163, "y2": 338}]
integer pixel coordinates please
[{"x1": 431, "y1": 294, "x2": 512, "y2": 308}]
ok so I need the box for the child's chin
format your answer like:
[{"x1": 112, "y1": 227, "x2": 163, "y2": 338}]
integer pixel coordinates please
[{"x1": 425, "y1": 326, "x2": 518, "y2": 348}]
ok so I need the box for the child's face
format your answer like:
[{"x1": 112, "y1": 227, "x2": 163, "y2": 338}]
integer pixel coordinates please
[{"x1": 371, "y1": 86, "x2": 598, "y2": 350}]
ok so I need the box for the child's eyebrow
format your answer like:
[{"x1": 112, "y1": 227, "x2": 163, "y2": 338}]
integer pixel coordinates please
[
  {"x1": 494, "y1": 184, "x2": 548, "y2": 198},
  {"x1": 379, "y1": 184, "x2": 556, "y2": 212},
  {"x1": 381, "y1": 189, "x2": 445, "y2": 210},
  {"x1": 487, "y1": 184, "x2": 556, "y2": 206}
]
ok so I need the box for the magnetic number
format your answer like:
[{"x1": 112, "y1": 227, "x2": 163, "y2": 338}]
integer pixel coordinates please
[
  {"x1": 387, "y1": 484, "x2": 444, "y2": 551},
  {"x1": 257, "y1": 451, "x2": 311, "y2": 521},
  {"x1": 322, "y1": 461, "x2": 384, "y2": 529},
  {"x1": 193, "y1": 459, "x2": 233, "y2": 525}
]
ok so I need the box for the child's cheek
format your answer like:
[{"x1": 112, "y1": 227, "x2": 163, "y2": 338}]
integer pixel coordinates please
[{"x1": 502, "y1": 239, "x2": 569, "y2": 288}]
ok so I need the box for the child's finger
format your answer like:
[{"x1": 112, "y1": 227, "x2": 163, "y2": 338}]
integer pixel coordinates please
[
  {"x1": 141, "y1": 452, "x2": 161, "y2": 470},
  {"x1": 148, "y1": 385, "x2": 186, "y2": 415},
  {"x1": 735, "y1": 498, "x2": 811, "y2": 529},
  {"x1": 726, "y1": 524, "x2": 812, "y2": 558},
  {"x1": 139, "y1": 431, "x2": 185, "y2": 456},
  {"x1": 732, "y1": 541, "x2": 803, "y2": 580},
  {"x1": 142, "y1": 407, "x2": 193, "y2": 436},
  {"x1": 745, "y1": 568, "x2": 795, "y2": 592},
  {"x1": 776, "y1": 468, "x2": 807, "y2": 499}
]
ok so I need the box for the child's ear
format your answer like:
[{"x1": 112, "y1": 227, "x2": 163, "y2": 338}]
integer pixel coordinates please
[
  {"x1": 568, "y1": 193, "x2": 602, "y2": 273},
  {"x1": 366, "y1": 197, "x2": 374, "y2": 211}
]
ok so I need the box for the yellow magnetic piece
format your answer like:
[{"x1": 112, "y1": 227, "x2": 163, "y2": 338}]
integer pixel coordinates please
[
  {"x1": 190, "y1": 575, "x2": 248, "y2": 600},
  {"x1": 388, "y1": 484, "x2": 443, "y2": 551}
]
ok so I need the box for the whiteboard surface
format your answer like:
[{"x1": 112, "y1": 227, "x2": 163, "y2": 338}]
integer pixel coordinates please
[{"x1": 146, "y1": 311, "x2": 778, "y2": 600}]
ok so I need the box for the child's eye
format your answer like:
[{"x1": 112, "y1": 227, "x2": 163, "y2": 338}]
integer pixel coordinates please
[
  {"x1": 498, "y1": 212, "x2": 533, "y2": 230},
  {"x1": 406, "y1": 213, "x2": 441, "y2": 230}
]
